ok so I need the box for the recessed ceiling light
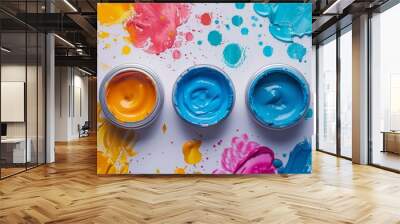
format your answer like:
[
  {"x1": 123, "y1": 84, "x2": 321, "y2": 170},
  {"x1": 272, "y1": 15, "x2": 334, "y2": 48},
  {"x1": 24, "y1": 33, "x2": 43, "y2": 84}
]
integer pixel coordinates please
[
  {"x1": 63, "y1": 0, "x2": 78, "y2": 12},
  {"x1": 1, "y1": 47, "x2": 11, "y2": 53},
  {"x1": 54, "y1": 34, "x2": 75, "y2": 48}
]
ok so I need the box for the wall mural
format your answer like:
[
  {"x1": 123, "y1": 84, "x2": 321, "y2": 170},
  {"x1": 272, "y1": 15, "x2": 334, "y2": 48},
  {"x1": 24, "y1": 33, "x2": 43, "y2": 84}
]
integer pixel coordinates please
[{"x1": 97, "y1": 3, "x2": 313, "y2": 175}]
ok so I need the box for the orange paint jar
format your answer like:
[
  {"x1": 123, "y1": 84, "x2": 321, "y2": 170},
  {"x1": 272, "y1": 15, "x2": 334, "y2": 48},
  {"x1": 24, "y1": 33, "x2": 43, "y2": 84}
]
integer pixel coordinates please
[{"x1": 100, "y1": 64, "x2": 163, "y2": 129}]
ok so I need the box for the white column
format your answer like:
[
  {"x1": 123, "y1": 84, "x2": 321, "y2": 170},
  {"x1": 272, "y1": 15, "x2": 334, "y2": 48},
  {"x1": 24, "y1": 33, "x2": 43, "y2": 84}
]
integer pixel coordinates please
[{"x1": 352, "y1": 14, "x2": 369, "y2": 164}]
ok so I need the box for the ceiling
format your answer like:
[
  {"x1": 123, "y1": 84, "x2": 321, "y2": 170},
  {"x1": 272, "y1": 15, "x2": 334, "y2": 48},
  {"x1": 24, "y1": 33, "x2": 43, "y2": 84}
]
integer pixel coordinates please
[{"x1": 0, "y1": 0, "x2": 392, "y2": 75}]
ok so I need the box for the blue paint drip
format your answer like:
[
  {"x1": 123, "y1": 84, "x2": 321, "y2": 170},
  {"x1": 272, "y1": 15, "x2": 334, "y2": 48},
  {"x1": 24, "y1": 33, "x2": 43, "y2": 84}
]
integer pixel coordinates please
[
  {"x1": 208, "y1": 30, "x2": 222, "y2": 46},
  {"x1": 247, "y1": 66, "x2": 310, "y2": 129},
  {"x1": 305, "y1": 108, "x2": 313, "y2": 120},
  {"x1": 278, "y1": 139, "x2": 312, "y2": 174},
  {"x1": 241, "y1": 27, "x2": 249, "y2": 35},
  {"x1": 173, "y1": 66, "x2": 235, "y2": 127},
  {"x1": 273, "y1": 159, "x2": 283, "y2": 168},
  {"x1": 262, "y1": 46, "x2": 273, "y2": 57},
  {"x1": 287, "y1": 43, "x2": 307, "y2": 62},
  {"x1": 235, "y1": 3, "x2": 245, "y2": 9},
  {"x1": 232, "y1": 15, "x2": 243, "y2": 27},
  {"x1": 253, "y1": 3, "x2": 312, "y2": 42},
  {"x1": 223, "y1": 43, "x2": 245, "y2": 68}
]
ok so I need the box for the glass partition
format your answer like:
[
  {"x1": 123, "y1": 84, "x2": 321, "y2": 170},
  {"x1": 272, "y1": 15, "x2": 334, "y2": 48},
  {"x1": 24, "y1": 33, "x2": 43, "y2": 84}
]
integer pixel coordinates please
[
  {"x1": 339, "y1": 27, "x2": 353, "y2": 158},
  {"x1": 0, "y1": 0, "x2": 46, "y2": 179},
  {"x1": 370, "y1": 3, "x2": 400, "y2": 171},
  {"x1": 317, "y1": 36, "x2": 337, "y2": 155}
]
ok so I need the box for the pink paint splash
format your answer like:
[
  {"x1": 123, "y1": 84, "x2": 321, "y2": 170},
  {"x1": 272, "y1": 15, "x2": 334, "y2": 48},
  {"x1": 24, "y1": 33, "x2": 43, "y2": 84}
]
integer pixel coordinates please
[
  {"x1": 185, "y1": 32, "x2": 194, "y2": 41},
  {"x1": 213, "y1": 134, "x2": 276, "y2": 174},
  {"x1": 172, "y1": 49, "x2": 181, "y2": 59},
  {"x1": 125, "y1": 3, "x2": 191, "y2": 54}
]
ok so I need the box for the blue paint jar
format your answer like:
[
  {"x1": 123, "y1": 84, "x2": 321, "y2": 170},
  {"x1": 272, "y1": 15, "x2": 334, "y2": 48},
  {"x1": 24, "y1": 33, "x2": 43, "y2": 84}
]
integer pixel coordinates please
[
  {"x1": 246, "y1": 65, "x2": 310, "y2": 129},
  {"x1": 173, "y1": 65, "x2": 235, "y2": 127}
]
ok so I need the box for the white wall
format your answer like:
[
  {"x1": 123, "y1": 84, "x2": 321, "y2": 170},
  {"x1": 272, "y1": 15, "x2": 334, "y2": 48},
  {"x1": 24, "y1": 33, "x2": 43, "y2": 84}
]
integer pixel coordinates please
[{"x1": 54, "y1": 67, "x2": 89, "y2": 141}]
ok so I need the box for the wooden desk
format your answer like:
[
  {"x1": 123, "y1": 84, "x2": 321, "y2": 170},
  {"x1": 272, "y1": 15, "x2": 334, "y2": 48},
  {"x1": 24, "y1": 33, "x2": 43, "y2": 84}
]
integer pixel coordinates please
[{"x1": 381, "y1": 131, "x2": 400, "y2": 154}]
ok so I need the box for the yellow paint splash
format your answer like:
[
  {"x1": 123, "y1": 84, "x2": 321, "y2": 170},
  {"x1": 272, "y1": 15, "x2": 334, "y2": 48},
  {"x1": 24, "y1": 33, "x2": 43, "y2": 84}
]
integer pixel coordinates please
[
  {"x1": 98, "y1": 3, "x2": 133, "y2": 26},
  {"x1": 123, "y1": 36, "x2": 131, "y2": 43},
  {"x1": 121, "y1": 45, "x2": 131, "y2": 55},
  {"x1": 162, "y1": 123, "x2": 167, "y2": 134},
  {"x1": 97, "y1": 103, "x2": 137, "y2": 174},
  {"x1": 98, "y1": 31, "x2": 110, "y2": 39},
  {"x1": 175, "y1": 167, "x2": 186, "y2": 174},
  {"x1": 104, "y1": 43, "x2": 111, "y2": 49},
  {"x1": 182, "y1": 139, "x2": 202, "y2": 165}
]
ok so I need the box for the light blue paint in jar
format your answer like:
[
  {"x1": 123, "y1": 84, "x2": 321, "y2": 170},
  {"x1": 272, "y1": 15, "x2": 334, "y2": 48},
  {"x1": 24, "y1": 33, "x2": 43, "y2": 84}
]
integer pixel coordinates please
[
  {"x1": 173, "y1": 65, "x2": 235, "y2": 127},
  {"x1": 246, "y1": 65, "x2": 310, "y2": 129}
]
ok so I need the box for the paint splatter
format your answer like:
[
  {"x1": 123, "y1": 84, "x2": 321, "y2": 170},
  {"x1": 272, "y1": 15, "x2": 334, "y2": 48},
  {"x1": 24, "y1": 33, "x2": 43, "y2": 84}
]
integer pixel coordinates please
[
  {"x1": 214, "y1": 20, "x2": 220, "y2": 24},
  {"x1": 125, "y1": 3, "x2": 191, "y2": 54},
  {"x1": 98, "y1": 3, "x2": 133, "y2": 25},
  {"x1": 287, "y1": 43, "x2": 307, "y2": 62},
  {"x1": 223, "y1": 43, "x2": 245, "y2": 68},
  {"x1": 182, "y1": 139, "x2": 202, "y2": 165},
  {"x1": 253, "y1": 3, "x2": 312, "y2": 42},
  {"x1": 241, "y1": 27, "x2": 249, "y2": 35},
  {"x1": 213, "y1": 134, "x2": 276, "y2": 174},
  {"x1": 278, "y1": 139, "x2": 312, "y2": 174},
  {"x1": 231, "y1": 15, "x2": 243, "y2": 27},
  {"x1": 305, "y1": 108, "x2": 313, "y2": 120},
  {"x1": 235, "y1": 3, "x2": 245, "y2": 9},
  {"x1": 225, "y1": 24, "x2": 231, "y2": 30},
  {"x1": 208, "y1": 30, "x2": 222, "y2": 46},
  {"x1": 258, "y1": 41, "x2": 263, "y2": 46},
  {"x1": 200, "y1": 12, "x2": 212, "y2": 26},
  {"x1": 97, "y1": 103, "x2": 137, "y2": 174},
  {"x1": 162, "y1": 123, "x2": 167, "y2": 134},
  {"x1": 273, "y1": 159, "x2": 283, "y2": 168},
  {"x1": 98, "y1": 31, "x2": 110, "y2": 39},
  {"x1": 172, "y1": 49, "x2": 181, "y2": 59},
  {"x1": 185, "y1": 32, "x2": 194, "y2": 41},
  {"x1": 263, "y1": 45, "x2": 273, "y2": 57},
  {"x1": 121, "y1": 45, "x2": 131, "y2": 55},
  {"x1": 197, "y1": 40, "x2": 203, "y2": 45},
  {"x1": 175, "y1": 167, "x2": 186, "y2": 174}
]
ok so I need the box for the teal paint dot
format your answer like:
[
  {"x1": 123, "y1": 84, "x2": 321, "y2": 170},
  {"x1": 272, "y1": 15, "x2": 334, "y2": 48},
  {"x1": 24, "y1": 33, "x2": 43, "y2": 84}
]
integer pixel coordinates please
[
  {"x1": 207, "y1": 30, "x2": 222, "y2": 46},
  {"x1": 283, "y1": 153, "x2": 287, "y2": 158},
  {"x1": 235, "y1": 3, "x2": 245, "y2": 9},
  {"x1": 305, "y1": 108, "x2": 313, "y2": 120},
  {"x1": 215, "y1": 20, "x2": 219, "y2": 24},
  {"x1": 241, "y1": 27, "x2": 249, "y2": 35},
  {"x1": 263, "y1": 46, "x2": 273, "y2": 57},
  {"x1": 287, "y1": 43, "x2": 307, "y2": 62},
  {"x1": 273, "y1": 159, "x2": 283, "y2": 168},
  {"x1": 223, "y1": 43, "x2": 245, "y2": 68},
  {"x1": 225, "y1": 24, "x2": 231, "y2": 30},
  {"x1": 252, "y1": 23, "x2": 256, "y2": 27},
  {"x1": 231, "y1": 15, "x2": 243, "y2": 27},
  {"x1": 258, "y1": 41, "x2": 263, "y2": 46},
  {"x1": 197, "y1": 40, "x2": 203, "y2": 45},
  {"x1": 257, "y1": 34, "x2": 262, "y2": 38},
  {"x1": 251, "y1": 15, "x2": 258, "y2": 21}
]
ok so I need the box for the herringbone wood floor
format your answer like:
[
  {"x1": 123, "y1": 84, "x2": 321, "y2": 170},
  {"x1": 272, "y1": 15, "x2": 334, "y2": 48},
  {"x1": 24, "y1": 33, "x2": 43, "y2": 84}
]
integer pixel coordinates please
[{"x1": 1, "y1": 135, "x2": 400, "y2": 224}]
